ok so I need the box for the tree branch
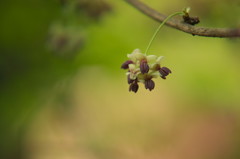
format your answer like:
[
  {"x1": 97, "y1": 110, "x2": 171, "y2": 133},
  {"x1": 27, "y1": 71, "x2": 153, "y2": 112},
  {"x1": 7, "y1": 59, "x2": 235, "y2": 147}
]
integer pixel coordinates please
[{"x1": 124, "y1": 0, "x2": 240, "y2": 38}]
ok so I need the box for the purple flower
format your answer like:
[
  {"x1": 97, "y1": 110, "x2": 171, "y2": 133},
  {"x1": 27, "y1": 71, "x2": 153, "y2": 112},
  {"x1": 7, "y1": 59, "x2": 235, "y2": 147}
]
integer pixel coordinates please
[
  {"x1": 140, "y1": 60, "x2": 149, "y2": 74},
  {"x1": 159, "y1": 67, "x2": 172, "y2": 79},
  {"x1": 127, "y1": 74, "x2": 134, "y2": 84},
  {"x1": 145, "y1": 79, "x2": 155, "y2": 91},
  {"x1": 129, "y1": 82, "x2": 139, "y2": 93},
  {"x1": 121, "y1": 60, "x2": 133, "y2": 69}
]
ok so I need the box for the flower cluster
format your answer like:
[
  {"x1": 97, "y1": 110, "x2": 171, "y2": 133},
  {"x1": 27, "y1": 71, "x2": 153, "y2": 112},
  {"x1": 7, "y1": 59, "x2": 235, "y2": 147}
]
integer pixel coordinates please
[{"x1": 121, "y1": 49, "x2": 172, "y2": 93}]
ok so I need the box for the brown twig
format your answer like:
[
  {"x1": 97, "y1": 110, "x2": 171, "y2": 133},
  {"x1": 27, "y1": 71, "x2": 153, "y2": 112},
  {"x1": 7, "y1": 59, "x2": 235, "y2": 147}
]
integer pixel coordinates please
[{"x1": 124, "y1": 0, "x2": 240, "y2": 38}]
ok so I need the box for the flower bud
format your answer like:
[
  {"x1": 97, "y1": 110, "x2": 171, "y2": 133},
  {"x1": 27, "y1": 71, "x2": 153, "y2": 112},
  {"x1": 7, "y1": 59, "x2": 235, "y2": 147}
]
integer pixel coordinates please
[
  {"x1": 121, "y1": 60, "x2": 133, "y2": 69},
  {"x1": 129, "y1": 82, "x2": 139, "y2": 93},
  {"x1": 183, "y1": 15, "x2": 200, "y2": 25},
  {"x1": 145, "y1": 79, "x2": 155, "y2": 91},
  {"x1": 140, "y1": 60, "x2": 149, "y2": 74}
]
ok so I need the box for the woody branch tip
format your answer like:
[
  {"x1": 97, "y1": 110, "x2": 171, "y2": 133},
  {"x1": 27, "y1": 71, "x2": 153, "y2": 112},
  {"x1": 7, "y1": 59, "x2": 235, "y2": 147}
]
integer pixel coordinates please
[{"x1": 124, "y1": 0, "x2": 240, "y2": 38}]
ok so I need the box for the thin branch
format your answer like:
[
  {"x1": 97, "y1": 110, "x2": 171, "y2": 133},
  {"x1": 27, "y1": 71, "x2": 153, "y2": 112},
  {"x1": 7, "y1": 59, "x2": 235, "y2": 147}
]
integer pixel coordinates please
[{"x1": 124, "y1": 0, "x2": 240, "y2": 38}]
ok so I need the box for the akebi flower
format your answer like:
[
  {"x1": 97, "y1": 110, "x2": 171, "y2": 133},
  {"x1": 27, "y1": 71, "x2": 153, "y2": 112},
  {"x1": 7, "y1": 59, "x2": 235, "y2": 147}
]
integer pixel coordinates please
[
  {"x1": 140, "y1": 59, "x2": 149, "y2": 74},
  {"x1": 145, "y1": 79, "x2": 155, "y2": 91},
  {"x1": 121, "y1": 60, "x2": 133, "y2": 69},
  {"x1": 121, "y1": 49, "x2": 171, "y2": 93},
  {"x1": 129, "y1": 81, "x2": 139, "y2": 93}
]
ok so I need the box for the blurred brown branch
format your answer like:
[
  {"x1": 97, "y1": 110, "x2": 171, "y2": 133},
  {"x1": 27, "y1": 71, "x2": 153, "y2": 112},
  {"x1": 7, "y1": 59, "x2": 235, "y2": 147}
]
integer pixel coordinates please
[{"x1": 125, "y1": 0, "x2": 240, "y2": 38}]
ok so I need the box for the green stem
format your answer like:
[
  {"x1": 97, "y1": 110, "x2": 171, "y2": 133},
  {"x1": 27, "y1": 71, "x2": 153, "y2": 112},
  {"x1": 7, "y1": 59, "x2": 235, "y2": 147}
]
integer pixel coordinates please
[{"x1": 144, "y1": 11, "x2": 184, "y2": 55}]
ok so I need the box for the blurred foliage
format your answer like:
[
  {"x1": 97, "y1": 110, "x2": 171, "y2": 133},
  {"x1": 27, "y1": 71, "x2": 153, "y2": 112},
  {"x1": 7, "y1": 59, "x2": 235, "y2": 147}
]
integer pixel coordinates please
[
  {"x1": 0, "y1": 0, "x2": 240, "y2": 158},
  {"x1": 47, "y1": 23, "x2": 85, "y2": 57},
  {"x1": 0, "y1": 0, "x2": 112, "y2": 158}
]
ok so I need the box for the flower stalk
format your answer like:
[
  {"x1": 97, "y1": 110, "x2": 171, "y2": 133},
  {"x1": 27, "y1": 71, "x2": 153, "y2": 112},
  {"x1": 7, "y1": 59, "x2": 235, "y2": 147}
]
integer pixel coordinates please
[{"x1": 144, "y1": 11, "x2": 184, "y2": 55}]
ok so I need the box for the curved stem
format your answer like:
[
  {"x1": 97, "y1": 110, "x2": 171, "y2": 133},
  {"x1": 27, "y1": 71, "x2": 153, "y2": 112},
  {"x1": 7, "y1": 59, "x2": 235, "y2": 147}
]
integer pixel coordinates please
[{"x1": 145, "y1": 12, "x2": 183, "y2": 55}]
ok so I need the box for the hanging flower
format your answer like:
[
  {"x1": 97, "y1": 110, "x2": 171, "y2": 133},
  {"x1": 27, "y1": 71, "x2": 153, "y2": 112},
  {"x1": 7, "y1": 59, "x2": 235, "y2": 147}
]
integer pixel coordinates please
[{"x1": 121, "y1": 49, "x2": 171, "y2": 93}]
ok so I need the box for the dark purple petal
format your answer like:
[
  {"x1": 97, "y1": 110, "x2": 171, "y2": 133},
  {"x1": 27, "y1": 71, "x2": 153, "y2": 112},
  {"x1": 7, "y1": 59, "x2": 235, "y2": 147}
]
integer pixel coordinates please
[
  {"x1": 161, "y1": 76, "x2": 166, "y2": 80},
  {"x1": 159, "y1": 67, "x2": 171, "y2": 76},
  {"x1": 121, "y1": 60, "x2": 133, "y2": 69},
  {"x1": 145, "y1": 79, "x2": 155, "y2": 91},
  {"x1": 129, "y1": 82, "x2": 139, "y2": 93},
  {"x1": 127, "y1": 74, "x2": 134, "y2": 84},
  {"x1": 140, "y1": 60, "x2": 149, "y2": 74},
  {"x1": 159, "y1": 69, "x2": 168, "y2": 76},
  {"x1": 162, "y1": 67, "x2": 172, "y2": 73}
]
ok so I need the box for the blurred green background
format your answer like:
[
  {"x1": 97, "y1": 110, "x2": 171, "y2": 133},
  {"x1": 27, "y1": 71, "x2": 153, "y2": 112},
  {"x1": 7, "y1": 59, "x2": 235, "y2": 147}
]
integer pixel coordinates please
[{"x1": 0, "y1": 0, "x2": 240, "y2": 158}]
